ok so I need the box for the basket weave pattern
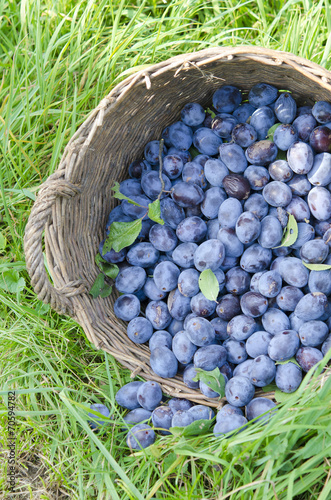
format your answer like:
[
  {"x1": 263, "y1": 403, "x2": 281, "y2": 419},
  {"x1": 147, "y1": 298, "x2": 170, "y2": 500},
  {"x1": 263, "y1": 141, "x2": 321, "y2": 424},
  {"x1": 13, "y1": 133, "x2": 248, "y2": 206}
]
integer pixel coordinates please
[{"x1": 24, "y1": 47, "x2": 331, "y2": 407}]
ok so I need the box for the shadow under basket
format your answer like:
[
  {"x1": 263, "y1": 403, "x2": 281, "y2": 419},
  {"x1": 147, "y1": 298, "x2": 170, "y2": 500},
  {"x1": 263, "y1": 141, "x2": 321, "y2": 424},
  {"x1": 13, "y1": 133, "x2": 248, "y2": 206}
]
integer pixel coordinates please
[{"x1": 24, "y1": 46, "x2": 331, "y2": 408}]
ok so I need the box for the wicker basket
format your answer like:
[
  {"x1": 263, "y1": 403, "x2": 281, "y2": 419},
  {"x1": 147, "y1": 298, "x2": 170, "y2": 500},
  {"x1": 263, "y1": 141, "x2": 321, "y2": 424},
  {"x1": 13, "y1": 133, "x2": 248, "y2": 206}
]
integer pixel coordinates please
[{"x1": 24, "y1": 46, "x2": 331, "y2": 408}]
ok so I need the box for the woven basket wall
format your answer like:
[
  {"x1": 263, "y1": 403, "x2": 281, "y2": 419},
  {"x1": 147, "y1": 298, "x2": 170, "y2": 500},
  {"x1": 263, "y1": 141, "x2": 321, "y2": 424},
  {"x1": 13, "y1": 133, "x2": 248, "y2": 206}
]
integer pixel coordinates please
[{"x1": 24, "y1": 46, "x2": 331, "y2": 408}]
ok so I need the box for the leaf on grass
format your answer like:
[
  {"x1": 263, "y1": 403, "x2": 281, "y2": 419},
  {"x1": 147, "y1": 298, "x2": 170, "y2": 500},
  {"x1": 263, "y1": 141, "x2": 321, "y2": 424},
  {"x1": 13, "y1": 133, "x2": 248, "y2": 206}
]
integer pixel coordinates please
[
  {"x1": 192, "y1": 367, "x2": 226, "y2": 397},
  {"x1": 0, "y1": 270, "x2": 25, "y2": 294},
  {"x1": 170, "y1": 419, "x2": 213, "y2": 437},
  {"x1": 273, "y1": 388, "x2": 299, "y2": 403},
  {"x1": 0, "y1": 233, "x2": 7, "y2": 251},
  {"x1": 199, "y1": 269, "x2": 219, "y2": 301},
  {"x1": 276, "y1": 357, "x2": 301, "y2": 368},
  {"x1": 267, "y1": 123, "x2": 281, "y2": 141},
  {"x1": 206, "y1": 107, "x2": 216, "y2": 119},
  {"x1": 95, "y1": 254, "x2": 119, "y2": 279},
  {"x1": 90, "y1": 273, "x2": 112, "y2": 299},
  {"x1": 111, "y1": 182, "x2": 141, "y2": 206},
  {"x1": 302, "y1": 262, "x2": 331, "y2": 271},
  {"x1": 273, "y1": 214, "x2": 298, "y2": 248},
  {"x1": 262, "y1": 383, "x2": 299, "y2": 403},
  {"x1": 103, "y1": 219, "x2": 142, "y2": 253},
  {"x1": 148, "y1": 199, "x2": 164, "y2": 225}
]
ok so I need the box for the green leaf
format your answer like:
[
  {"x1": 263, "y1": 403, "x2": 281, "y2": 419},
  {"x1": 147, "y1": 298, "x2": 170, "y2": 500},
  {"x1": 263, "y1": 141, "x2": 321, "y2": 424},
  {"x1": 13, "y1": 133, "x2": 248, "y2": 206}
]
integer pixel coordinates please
[
  {"x1": 89, "y1": 273, "x2": 112, "y2": 299},
  {"x1": 273, "y1": 388, "x2": 299, "y2": 403},
  {"x1": 276, "y1": 150, "x2": 287, "y2": 161},
  {"x1": 188, "y1": 146, "x2": 200, "y2": 159},
  {"x1": 206, "y1": 107, "x2": 216, "y2": 119},
  {"x1": 192, "y1": 367, "x2": 226, "y2": 397},
  {"x1": 267, "y1": 123, "x2": 281, "y2": 141},
  {"x1": 0, "y1": 270, "x2": 25, "y2": 294},
  {"x1": 95, "y1": 254, "x2": 119, "y2": 278},
  {"x1": 198, "y1": 269, "x2": 219, "y2": 301},
  {"x1": 111, "y1": 182, "x2": 142, "y2": 206},
  {"x1": 276, "y1": 357, "x2": 301, "y2": 368},
  {"x1": 302, "y1": 262, "x2": 331, "y2": 271},
  {"x1": 147, "y1": 199, "x2": 164, "y2": 225},
  {"x1": 0, "y1": 233, "x2": 7, "y2": 251},
  {"x1": 170, "y1": 418, "x2": 213, "y2": 437},
  {"x1": 103, "y1": 219, "x2": 142, "y2": 253},
  {"x1": 273, "y1": 214, "x2": 298, "y2": 248}
]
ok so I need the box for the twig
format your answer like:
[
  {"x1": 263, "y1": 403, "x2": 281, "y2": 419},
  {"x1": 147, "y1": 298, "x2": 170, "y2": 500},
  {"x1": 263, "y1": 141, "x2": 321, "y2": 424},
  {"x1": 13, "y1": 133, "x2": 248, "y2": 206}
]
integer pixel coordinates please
[{"x1": 157, "y1": 138, "x2": 165, "y2": 200}]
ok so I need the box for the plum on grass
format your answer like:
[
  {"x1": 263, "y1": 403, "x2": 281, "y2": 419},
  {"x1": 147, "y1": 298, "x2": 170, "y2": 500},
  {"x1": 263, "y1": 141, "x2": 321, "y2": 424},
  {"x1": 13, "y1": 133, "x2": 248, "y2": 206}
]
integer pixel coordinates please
[
  {"x1": 123, "y1": 408, "x2": 152, "y2": 427},
  {"x1": 213, "y1": 415, "x2": 248, "y2": 436},
  {"x1": 126, "y1": 424, "x2": 156, "y2": 450},
  {"x1": 116, "y1": 381, "x2": 144, "y2": 410},
  {"x1": 171, "y1": 410, "x2": 194, "y2": 427},
  {"x1": 168, "y1": 398, "x2": 193, "y2": 412},
  {"x1": 188, "y1": 405, "x2": 215, "y2": 421},
  {"x1": 152, "y1": 406, "x2": 173, "y2": 435},
  {"x1": 216, "y1": 404, "x2": 243, "y2": 421},
  {"x1": 88, "y1": 404, "x2": 111, "y2": 430},
  {"x1": 245, "y1": 398, "x2": 277, "y2": 423},
  {"x1": 137, "y1": 381, "x2": 163, "y2": 411}
]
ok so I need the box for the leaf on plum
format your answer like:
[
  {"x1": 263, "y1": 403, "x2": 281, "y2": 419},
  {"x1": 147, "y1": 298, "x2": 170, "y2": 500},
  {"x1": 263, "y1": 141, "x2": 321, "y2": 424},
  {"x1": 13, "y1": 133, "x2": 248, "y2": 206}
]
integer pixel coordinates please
[
  {"x1": 148, "y1": 199, "x2": 164, "y2": 225},
  {"x1": 192, "y1": 367, "x2": 225, "y2": 398},
  {"x1": 273, "y1": 214, "x2": 298, "y2": 248},
  {"x1": 103, "y1": 219, "x2": 142, "y2": 253},
  {"x1": 198, "y1": 269, "x2": 219, "y2": 301}
]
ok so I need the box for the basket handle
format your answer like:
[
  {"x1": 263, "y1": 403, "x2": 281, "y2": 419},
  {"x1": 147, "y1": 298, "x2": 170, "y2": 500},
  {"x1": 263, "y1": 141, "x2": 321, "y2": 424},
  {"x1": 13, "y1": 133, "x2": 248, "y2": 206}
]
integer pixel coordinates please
[{"x1": 24, "y1": 175, "x2": 84, "y2": 316}]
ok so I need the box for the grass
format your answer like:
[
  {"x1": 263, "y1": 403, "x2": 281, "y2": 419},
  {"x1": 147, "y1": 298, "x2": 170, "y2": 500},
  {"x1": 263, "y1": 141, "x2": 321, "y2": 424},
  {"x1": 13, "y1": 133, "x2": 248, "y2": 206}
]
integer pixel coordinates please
[{"x1": 1, "y1": 0, "x2": 331, "y2": 498}]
